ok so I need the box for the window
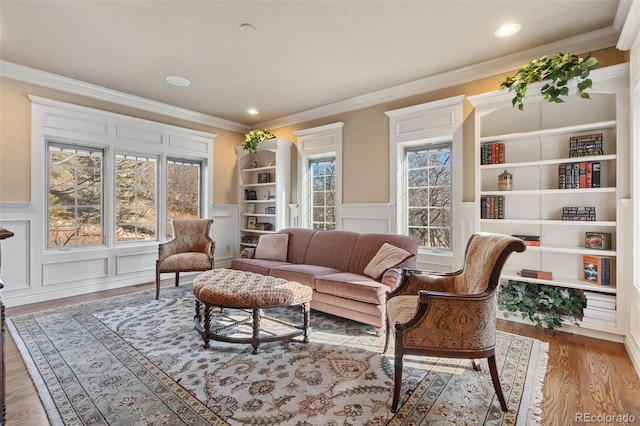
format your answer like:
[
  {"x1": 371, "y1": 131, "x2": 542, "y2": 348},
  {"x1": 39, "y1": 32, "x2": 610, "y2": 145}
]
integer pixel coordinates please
[
  {"x1": 115, "y1": 153, "x2": 157, "y2": 242},
  {"x1": 47, "y1": 142, "x2": 104, "y2": 247},
  {"x1": 404, "y1": 143, "x2": 452, "y2": 249},
  {"x1": 309, "y1": 157, "x2": 336, "y2": 230},
  {"x1": 166, "y1": 158, "x2": 202, "y2": 237}
]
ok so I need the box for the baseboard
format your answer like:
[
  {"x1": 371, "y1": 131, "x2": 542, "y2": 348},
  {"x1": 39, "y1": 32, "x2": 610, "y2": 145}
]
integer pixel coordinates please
[{"x1": 625, "y1": 334, "x2": 640, "y2": 378}]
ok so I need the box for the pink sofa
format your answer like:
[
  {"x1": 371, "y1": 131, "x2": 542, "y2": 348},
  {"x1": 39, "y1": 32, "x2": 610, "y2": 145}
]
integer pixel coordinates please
[{"x1": 231, "y1": 228, "x2": 419, "y2": 335}]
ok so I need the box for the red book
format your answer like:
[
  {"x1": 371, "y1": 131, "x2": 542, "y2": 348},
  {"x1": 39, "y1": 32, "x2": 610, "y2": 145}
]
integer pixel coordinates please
[{"x1": 579, "y1": 162, "x2": 587, "y2": 188}]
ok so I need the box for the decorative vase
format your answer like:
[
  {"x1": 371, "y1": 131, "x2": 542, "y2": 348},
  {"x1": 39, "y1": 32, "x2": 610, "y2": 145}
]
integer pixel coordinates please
[{"x1": 498, "y1": 170, "x2": 513, "y2": 191}]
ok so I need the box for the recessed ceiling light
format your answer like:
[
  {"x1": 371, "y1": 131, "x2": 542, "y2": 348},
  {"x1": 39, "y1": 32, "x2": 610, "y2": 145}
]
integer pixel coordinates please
[
  {"x1": 166, "y1": 76, "x2": 190, "y2": 87},
  {"x1": 495, "y1": 23, "x2": 521, "y2": 37},
  {"x1": 239, "y1": 23, "x2": 256, "y2": 34},
  {"x1": 247, "y1": 108, "x2": 259, "y2": 115}
]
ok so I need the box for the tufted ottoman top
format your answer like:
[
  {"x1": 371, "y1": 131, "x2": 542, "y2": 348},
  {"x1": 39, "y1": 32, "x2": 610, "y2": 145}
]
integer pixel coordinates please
[{"x1": 193, "y1": 268, "x2": 312, "y2": 308}]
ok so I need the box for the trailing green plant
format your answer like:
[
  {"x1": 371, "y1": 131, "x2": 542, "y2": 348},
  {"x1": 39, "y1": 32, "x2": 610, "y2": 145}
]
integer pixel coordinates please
[
  {"x1": 500, "y1": 52, "x2": 602, "y2": 110},
  {"x1": 242, "y1": 128, "x2": 275, "y2": 154},
  {"x1": 498, "y1": 280, "x2": 585, "y2": 331}
]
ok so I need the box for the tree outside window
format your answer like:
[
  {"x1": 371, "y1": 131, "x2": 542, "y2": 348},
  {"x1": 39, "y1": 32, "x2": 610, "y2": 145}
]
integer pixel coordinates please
[
  {"x1": 47, "y1": 143, "x2": 104, "y2": 247},
  {"x1": 115, "y1": 153, "x2": 157, "y2": 241},
  {"x1": 166, "y1": 159, "x2": 202, "y2": 238},
  {"x1": 310, "y1": 158, "x2": 336, "y2": 230},
  {"x1": 405, "y1": 143, "x2": 452, "y2": 249}
]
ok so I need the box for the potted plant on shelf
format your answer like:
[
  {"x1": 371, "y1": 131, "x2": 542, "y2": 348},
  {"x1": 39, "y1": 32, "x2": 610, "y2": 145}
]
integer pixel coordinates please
[
  {"x1": 498, "y1": 280, "x2": 585, "y2": 331},
  {"x1": 242, "y1": 128, "x2": 275, "y2": 154},
  {"x1": 499, "y1": 52, "x2": 601, "y2": 110}
]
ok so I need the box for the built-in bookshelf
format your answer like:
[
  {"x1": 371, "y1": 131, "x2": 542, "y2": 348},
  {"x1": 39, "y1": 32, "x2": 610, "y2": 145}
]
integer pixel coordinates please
[
  {"x1": 235, "y1": 138, "x2": 292, "y2": 249},
  {"x1": 471, "y1": 66, "x2": 629, "y2": 336}
]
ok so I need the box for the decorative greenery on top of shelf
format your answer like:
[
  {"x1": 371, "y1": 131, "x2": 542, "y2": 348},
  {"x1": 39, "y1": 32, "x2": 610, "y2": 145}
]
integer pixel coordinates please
[
  {"x1": 499, "y1": 52, "x2": 602, "y2": 111},
  {"x1": 242, "y1": 128, "x2": 275, "y2": 154},
  {"x1": 498, "y1": 280, "x2": 585, "y2": 331}
]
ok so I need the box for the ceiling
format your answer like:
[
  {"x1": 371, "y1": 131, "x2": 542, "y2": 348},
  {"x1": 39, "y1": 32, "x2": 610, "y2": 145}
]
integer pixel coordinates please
[{"x1": 0, "y1": 1, "x2": 627, "y2": 128}]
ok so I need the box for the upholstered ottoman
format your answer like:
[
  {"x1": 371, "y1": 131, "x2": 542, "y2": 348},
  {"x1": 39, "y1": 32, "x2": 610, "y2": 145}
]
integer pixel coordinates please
[{"x1": 192, "y1": 268, "x2": 312, "y2": 354}]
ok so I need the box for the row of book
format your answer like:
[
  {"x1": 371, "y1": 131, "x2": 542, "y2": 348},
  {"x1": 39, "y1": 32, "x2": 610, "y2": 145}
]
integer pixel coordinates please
[
  {"x1": 512, "y1": 234, "x2": 540, "y2": 246},
  {"x1": 582, "y1": 291, "x2": 616, "y2": 327},
  {"x1": 519, "y1": 268, "x2": 553, "y2": 280},
  {"x1": 582, "y1": 254, "x2": 611, "y2": 286},
  {"x1": 480, "y1": 142, "x2": 505, "y2": 165},
  {"x1": 480, "y1": 195, "x2": 504, "y2": 219},
  {"x1": 558, "y1": 161, "x2": 601, "y2": 189},
  {"x1": 569, "y1": 133, "x2": 604, "y2": 158},
  {"x1": 562, "y1": 206, "x2": 596, "y2": 221}
]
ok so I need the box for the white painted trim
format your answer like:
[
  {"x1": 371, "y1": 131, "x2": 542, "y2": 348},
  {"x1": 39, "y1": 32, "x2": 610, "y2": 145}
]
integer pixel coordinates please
[
  {"x1": 1, "y1": 61, "x2": 248, "y2": 133},
  {"x1": 616, "y1": 0, "x2": 640, "y2": 50},
  {"x1": 256, "y1": 28, "x2": 619, "y2": 129}
]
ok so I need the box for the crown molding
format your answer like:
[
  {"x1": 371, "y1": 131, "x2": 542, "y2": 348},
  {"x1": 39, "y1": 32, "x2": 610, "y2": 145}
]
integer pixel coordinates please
[
  {"x1": 256, "y1": 27, "x2": 620, "y2": 129},
  {"x1": 0, "y1": 60, "x2": 249, "y2": 133},
  {"x1": 615, "y1": 0, "x2": 639, "y2": 50}
]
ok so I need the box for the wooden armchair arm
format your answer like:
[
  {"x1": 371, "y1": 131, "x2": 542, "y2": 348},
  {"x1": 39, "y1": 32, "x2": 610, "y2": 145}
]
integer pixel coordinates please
[{"x1": 395, "y1": 287, "x2": 498, "y2": 351}]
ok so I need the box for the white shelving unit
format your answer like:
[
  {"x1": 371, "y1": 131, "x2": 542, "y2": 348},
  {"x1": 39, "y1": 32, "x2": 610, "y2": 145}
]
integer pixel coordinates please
[
  {"x1": 235, "y1": 138, "x2": 292, "y2": 249},
  {"x1": 471, "y1": 66, "x2": 630, "y2": 337}
]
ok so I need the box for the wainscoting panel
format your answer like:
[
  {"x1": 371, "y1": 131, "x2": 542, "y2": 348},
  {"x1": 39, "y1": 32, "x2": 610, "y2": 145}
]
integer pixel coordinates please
[
  {"x1": 339, "y1": 203, "x2": 392, "y2": 233},
  {"x1": 0, "y1": 219, "x2": 30, "y2": 290},
  {"x1": 43, "y1": 257, "x2": 108, "y2": 285},
  {"x1": 168, "y1": 133, "x2": 211, "y2": 153},
  {"x1": 44, "y1": 112, "x2": 109, "y2": 136},
  {"x1": 116, "y1": 252, "x2": 157, "y2": 275},
  {"x1": 395, "y1": 110, "x2": 454, "y2": 138},
  {"x1": 211, "y1": 205, "x2": 238, "y2": 267}
]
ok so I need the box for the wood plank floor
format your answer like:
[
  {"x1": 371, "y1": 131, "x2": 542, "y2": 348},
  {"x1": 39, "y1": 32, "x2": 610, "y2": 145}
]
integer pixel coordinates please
[{"x1": 4, "y1": 280, "x2": 640, "y2": 425}]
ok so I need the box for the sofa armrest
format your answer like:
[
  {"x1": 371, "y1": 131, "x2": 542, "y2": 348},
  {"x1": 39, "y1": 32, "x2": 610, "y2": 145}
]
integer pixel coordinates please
[
  {"x1": 381, "y1": 267, "x2": 404, "y2": 291},
  {"x1": 241, "y1": 248, "x2": 256, "y2": 259}
]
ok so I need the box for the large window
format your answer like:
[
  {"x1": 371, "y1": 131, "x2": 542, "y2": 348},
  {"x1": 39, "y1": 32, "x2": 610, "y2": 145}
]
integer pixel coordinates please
[
  {"x1": 115, "y1": 153, "x2": 157, "y2": 242},
  {"x1": 404, "y1": 143, "x2": 452, "y2": 249},
  {"x1": 47, "y1": 143, "x2": 104, "y2": 247},
  {"x1": 309, "y1": 157, "x2": 336, "y2": 230},
  {"x1": 166, "y1": 158, "x2": 202, "y2": 237}
]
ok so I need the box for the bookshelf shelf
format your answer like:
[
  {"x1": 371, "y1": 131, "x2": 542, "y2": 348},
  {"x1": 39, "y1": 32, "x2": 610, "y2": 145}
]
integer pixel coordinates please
[{"x1": 501, "y1": 272, "x2": 616, "y2": 294}]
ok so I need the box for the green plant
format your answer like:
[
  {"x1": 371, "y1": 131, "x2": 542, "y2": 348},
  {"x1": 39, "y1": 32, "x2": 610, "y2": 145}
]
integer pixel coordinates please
[
  {"x1": 499, "y1": 52, "x2": 602, "y2": 110},
  {"x1": 498, "y1": 280, "x2": 585, "y2": 331},
  {"x1": 242, "y1": 128, "x2": 275, "y2": 154}
]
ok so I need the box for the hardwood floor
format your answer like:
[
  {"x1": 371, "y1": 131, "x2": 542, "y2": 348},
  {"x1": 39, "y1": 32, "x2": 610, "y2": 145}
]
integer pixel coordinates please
[{"x1": 4, "y1": 281, "x2": 640, "y2": 425}]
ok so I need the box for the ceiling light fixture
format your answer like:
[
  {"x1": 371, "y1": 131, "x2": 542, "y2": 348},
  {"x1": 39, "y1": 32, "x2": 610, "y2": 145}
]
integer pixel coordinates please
[
  {"x1": 239, "y1": 23, "x2": 256, "y2": 34},
  {"x1": 247, "y1": 108, "x2": 258, "y2": 115},
  {"x1": 166, "y1": 76, "x2": 190, "y2": 87},
  {"x1": 495, "y1": 23, "x2": 521, "y2": 37}
]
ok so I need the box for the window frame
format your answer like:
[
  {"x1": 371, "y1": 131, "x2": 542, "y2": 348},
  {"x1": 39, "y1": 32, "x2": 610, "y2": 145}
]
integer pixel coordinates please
[{"x1": 308, "y1": 156, "x2": 337, "y2": 230}]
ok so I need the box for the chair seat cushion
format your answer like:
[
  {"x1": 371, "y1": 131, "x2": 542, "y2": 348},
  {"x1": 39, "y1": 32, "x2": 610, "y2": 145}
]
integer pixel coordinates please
[
  {"x1": 386, "y1": 295, "x2": 419, "y2": 324},
  {"x1": 159, "y1": 252, "x2": 212, "y2": 271}
]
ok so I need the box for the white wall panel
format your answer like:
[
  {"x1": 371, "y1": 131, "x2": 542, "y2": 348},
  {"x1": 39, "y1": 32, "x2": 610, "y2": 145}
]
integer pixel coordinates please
[
  {"x1": 0, "y1": 220, "x2": 30, "y2": 290},
  {"x1": 44, "y1": 112, "x2": 108, "y2": 135},
  {"x1": 43, "y1": 257, "x2": 108, "y2": 285},
  {"x1": 116, "y1": 252, "x2": 157, "y2": 275},
  {"x1": 169, "y1": 134, "x2": 210, "y2": 153},
  {"x1": 116, "y1": 124, "x2": 164, "y2": 145}
]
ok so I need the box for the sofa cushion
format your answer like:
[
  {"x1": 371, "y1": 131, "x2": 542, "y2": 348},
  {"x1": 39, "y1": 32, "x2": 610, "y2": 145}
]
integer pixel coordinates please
[
  {"x1": 229, "y1": 258, "x2": 290, "y2": 276},
  {"x1": 270, "y1": 264, "x2": 342, "y2": 289},
  {"x1": 348, "y1": 233, "x2": 420, "y2": 275},
  {"x1": 278, "y1": 228, "x2": 317, "y2": 265},
  {"x1": 255, "y1": 233, "x2": 289, "y2": 261},
  {"x1": 363, "y1": 242, "x2": 412, "y2": 280},
  {"x1": 315, "y1": 272, "x2": 387, "y2": 304},
  {"x1": 303, "y1": 230, "x2": 360, "y2": 271}
]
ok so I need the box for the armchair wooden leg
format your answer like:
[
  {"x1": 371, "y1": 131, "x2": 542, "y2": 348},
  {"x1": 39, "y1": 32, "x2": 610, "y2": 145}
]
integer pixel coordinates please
[
  {"x1": 175, "y1": 272, "x2": 180, "y2": 286},
  {"x1": 155, "y1": 270, "x2": 160, "y2": 300},
  {"x1": 471, "y1": 358, "x2": 481, "y2": 371},
  {"x1": 391, "y1": 352, "x2": 403, "y2": 412},
  {"x1": 487, "y1": 354, "x2": 509, "y2": 412},
  {"x1": 383, "y1": 318, "x2": 391, "y2": 353}
]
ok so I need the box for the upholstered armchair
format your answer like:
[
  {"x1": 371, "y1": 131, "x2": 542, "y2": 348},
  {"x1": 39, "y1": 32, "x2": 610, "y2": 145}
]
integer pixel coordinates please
[
  {"x1": 156, "y1": 219, "x2": 215, "y2": 299},
  {"x1": 384, "y1": 232, "x2": 526, "y2": 413}
]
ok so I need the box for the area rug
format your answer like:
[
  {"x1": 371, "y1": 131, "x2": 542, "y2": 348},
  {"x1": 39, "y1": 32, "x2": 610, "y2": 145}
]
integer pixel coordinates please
[{"x1": 8, "y1": 284, "x2": 548, "y2": 425}]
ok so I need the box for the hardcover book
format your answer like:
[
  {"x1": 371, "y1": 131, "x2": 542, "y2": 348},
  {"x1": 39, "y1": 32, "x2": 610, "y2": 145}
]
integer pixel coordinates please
[{"x1": 582, "y1": 255, "x2": 611, "y2": 286}]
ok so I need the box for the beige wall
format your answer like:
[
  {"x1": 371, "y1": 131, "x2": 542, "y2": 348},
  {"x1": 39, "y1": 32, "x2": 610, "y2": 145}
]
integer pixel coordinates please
[{"x1": 0, "y1": 47, "x2": 627, "y2": 206}]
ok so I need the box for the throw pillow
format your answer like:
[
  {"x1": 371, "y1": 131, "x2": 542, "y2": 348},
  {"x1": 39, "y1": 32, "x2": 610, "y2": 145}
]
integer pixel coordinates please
[
  {"x1": 254, "y1": 233, "x2": 289, "y2": 261},
  {"x1": 364, "y1": 242, "x2": 412, "y2": 280}
]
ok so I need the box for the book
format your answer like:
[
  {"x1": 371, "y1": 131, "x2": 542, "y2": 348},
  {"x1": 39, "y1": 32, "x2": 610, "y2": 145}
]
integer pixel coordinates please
[
  {"x1": 520, "y1": 268, "x2": 554, "y2": 280},
  {"x1": 583, "y1": 306, "x2": 617, "y2": 321},
  {"x1": 591, "y1": 161, "x2": 601, "y2": 187},
  {"x1": 579, "y1": 162, "x2": 587, "y2": 188},
  {"x1": 586, "y1": 298, "x2": 617, "y2": 310},
  {"x1": 512, "y1": 234, "x2": 541, "y2": 246},
  {"x1": 581, "y1": 315, "x2": 616, "y2": 327},
  {"x1": 583, "y1": 291, "x2": 616, "y2": 302},
  {"x1": 582, "y1": 255, "x2": 611, "y2": 286}
]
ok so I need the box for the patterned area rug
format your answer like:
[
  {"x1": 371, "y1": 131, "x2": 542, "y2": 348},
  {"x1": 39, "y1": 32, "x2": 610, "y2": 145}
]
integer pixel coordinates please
[{"x1": 8, "y1": 284, "x2": 548, "y2": 425}]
